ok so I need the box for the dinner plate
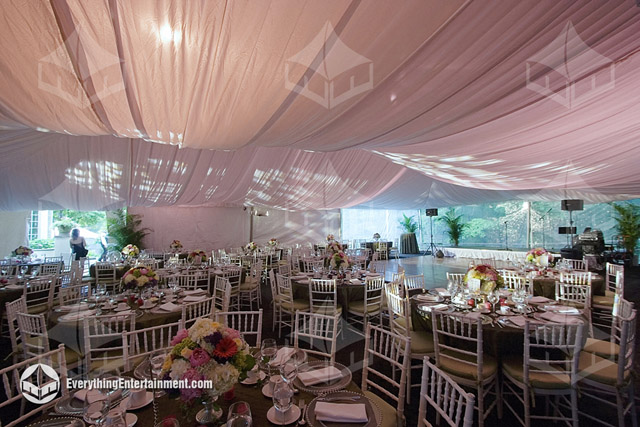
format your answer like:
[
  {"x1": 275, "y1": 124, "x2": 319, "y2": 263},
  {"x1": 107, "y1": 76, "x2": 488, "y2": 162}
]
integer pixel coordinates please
[
  {"x1": 414, "y1": 294, "x2": 443, "y2": 303},
  {"x1": 57, "y1": 309, "x2": 97, "y2": 322},
  {"x1": 266, "y1": 404, "x2": 301, "y2": 425},
  {"x1": 55, "y1": 380, "x2": 129, "y2": 416},
  {"x1": 26, "y1": 418, "x2": 85, "y2": 427},
  {"x1": 119, "y1": 392, "x2": 154, "y2": 411},
  {"x1": 293, "y1": 361, "x2": 352, "y2": 395},
  {"x1": 306, "y1": 391, "x2": 381, "y2": 427}
]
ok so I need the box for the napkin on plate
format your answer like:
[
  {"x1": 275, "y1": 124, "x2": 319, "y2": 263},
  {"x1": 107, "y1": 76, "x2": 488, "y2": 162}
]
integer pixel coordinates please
[
  {"x1": 434, "y1": 287, "x2": 451, "y2": 297},
  {"x1": 59, "y1": 302, "x2": 90, "y2": 311},
  {"x1": 416, "y1": 294, "x2": 440, "y2": 302},
  {"x1": 182, "y1": 289, "x2": 206, "y2": 296},
  {"x1": 349, "y1": 279, "x2": 362, "y2": 285},
  {"x1": 269, "y1": 347, "x2": 297, "y2": 366},
  {"x1": 314, "y1": 402, "x2": 368, "y2": 423},
  {"x1": 213, "y1": 270, "x2": 223, "y2": 275},
  {"x1": 364, "y1": 272, "x2": 379, "y2": 277},
  {"x1": 183, "y1": 295, "x2": 206, "y2": 303},
  {"x1": 544, "y1": 305, "x2": 580, "y2": 314},
  {"x1": 290, "y1": 275, "x2": 307, "y2": 280},
  {"x1": 111, "y1": 310, "x2": 133, "y2": 317},
  {"x1": 529, "y1": 296, "x2": 551, "y2": 304},
  {"x1": 506, "y1": 316, "x2": 527, "y2": 327},
  {"x1": 419, "y1": 303, "x2": 448, "y2": 312},
  {"x1": 5, "y1": 284, "x2": 23, "y2": 290},
  {"x1": 465, "y1": 311, "x2": 484, "y2": 320},
  {"x1": 158, "y1": 302, "x2": 181, "y2": 312},
  {"x1": 298, "y1": 366, "x2": 342, "y2": 386},
  {"x1": 61, "y1": 310, "x2": 96, "y2": 321},
  {"x1": 74, "y1": 389, "x2": 108, "y2": 403},
  {"x1": 539, "y1": 312, "x2": 583, "y2": 324}
]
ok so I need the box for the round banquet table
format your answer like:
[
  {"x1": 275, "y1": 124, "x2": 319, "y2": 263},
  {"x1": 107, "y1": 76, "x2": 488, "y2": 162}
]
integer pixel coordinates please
[
  {"x1": 531, "y1": 274, "x2": 605, "y2": 299},
  {"x1": 0, "y1": 285, "x2": 23, "y2": 318},
  {"x1": 30, "y1": 361, "x2": 367, "y2": 426}
]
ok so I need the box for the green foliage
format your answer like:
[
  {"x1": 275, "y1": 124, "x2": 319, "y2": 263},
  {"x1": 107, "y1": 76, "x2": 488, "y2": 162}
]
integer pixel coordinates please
[
  {"x1": 398, "y1": 214, "x2": 418, "y2": 233},
  {"x1": 106, "y1": 209, "x2": 152, "y2": 251},
  {"x1": 29, "y1": 238, "x2": 54, "y2": 250},
  {"x1": 438, "y1": 208, "x2": 467, "y2": 247},
  {"x1": 611, "y1": 202, "x2": 640, "y2": 254},
  {"x1": 53, "y1": 217, "x2": 75, "y2": 234},
  {"x1": 464, "y1": 218, "x2": 495, "y2": 239},
  {"x1": 53, "y1": 210, "x2": 106, "y2": 232}
]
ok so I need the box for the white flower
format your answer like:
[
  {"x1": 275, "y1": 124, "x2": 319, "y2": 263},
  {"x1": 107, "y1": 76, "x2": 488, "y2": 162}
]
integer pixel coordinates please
[{"x1": 169, "y1": 359, "x2": 189, "y2": 381}]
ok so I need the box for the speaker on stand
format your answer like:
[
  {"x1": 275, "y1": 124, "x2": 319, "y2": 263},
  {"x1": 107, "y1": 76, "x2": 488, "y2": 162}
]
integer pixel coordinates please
[
  {"x1": 425, "y1": 209, "x2": 439, "y2": 256},
  {"x1": 560, "y1": 199, "x2": 583, "y2": 249}
]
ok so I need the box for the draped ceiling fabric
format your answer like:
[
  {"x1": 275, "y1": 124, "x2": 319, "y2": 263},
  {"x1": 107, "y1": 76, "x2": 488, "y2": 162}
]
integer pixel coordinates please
[{"x1": 1, "y1": 0, "x2": 640, "y2": 211}]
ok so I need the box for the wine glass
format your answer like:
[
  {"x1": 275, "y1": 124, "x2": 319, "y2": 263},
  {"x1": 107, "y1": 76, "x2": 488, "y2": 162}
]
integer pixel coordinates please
[
  {"x1": 83, "y1": 390, "x2": 110, "y2": 426},
  {"x1": 261, "y1": 339, "x2": 277, "y2": 377},
  {"x1": 272, "y1": 381, "x2": 294, "y2": 424},
  {"x1": 280, "y1": 358, "x2": 298, "y2": 384},
  {"x1": 150, "y1": 350, "x2": 167, "y2": 378},
  {"x1": 20, "y1": 265, "x2": 28, "y2": 278},
  {"x1": 103, "y1": 408, "x2": 127, "y2": 427},
  {"x1": 487, "y1": 290, "x2": 499, "y2": 313},
  {"x1": 227, "y1": 401, "x2": 252, "y2": 426},
  {"x1": 512, "y1": 289, "x2": 526, "y2": 314}
]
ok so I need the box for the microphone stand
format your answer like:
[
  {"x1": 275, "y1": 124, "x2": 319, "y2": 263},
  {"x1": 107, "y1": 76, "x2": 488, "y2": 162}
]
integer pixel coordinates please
[
  {"x1": 541, "y1": 208, "x2": 552, "y2": 249},
  {"x1": 504, "y1": 221, "x2": 509, "y2": 251}
]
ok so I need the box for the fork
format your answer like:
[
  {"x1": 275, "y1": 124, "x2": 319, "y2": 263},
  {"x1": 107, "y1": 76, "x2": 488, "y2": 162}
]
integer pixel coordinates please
[
  {"x1": 318, "y1": 395, "x2": 361, "y2": 402},
  {"x1": 297, "y1": 399, "x2": 306, "y2": 425}
]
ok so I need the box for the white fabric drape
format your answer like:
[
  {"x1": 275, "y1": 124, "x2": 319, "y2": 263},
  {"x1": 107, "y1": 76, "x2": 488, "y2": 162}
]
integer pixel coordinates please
[{"x1": 1, "y1": 1, "x2": 640, "y2": 210}]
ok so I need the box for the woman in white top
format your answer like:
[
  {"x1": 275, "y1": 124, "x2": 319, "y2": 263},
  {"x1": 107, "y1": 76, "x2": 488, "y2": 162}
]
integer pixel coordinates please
[{"x1": 69, "y1": 228, "x2": 87, "y2": 261}]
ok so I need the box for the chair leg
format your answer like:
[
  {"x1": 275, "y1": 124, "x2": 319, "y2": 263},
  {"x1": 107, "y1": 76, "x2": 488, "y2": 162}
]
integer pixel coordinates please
[
  {"x1": 477, "y1": 384, "x2": 484, "y2": 427},
  {"x1": 630, "y1": 382, "x2": 638, "y2": 427},
  {"x1": 571, "y1": 388, "x2": 579, "y2": 427},
  {"x1": 524, "y1": 387, "x2": 530, "y2": 427}
]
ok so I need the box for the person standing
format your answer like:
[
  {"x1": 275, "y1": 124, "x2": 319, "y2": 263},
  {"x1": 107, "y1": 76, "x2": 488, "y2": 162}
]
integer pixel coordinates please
[{"x1": 69, "y1": 228, "x2": 88, "y2": 261}]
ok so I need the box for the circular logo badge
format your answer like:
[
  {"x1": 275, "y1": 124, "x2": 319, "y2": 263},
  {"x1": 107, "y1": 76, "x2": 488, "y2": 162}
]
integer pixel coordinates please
[{"x1": 20, "y1": 363, "x2": 60, "y2": 404}]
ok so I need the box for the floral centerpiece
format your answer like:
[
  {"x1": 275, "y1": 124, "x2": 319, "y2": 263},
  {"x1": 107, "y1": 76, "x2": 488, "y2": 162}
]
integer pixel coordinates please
[
  {"x1": 267, "y1": 238, "x2": 278, "y2": 247},
  {"x1": 245, "y1": 242, "x2": 257, "y2": 252},
  {"x1": 326, "y1": 234, "x2": 335, "y2": 242},
  {"x1": 121, "y1": 265, "x2": 159, "y2": 292},
  {"x1": 188, "y1": 250, "x2": 208, "y2": 263},
  {"x1": 161, "y1": 319, "x2": 255, "y2": 422},
  {"x1": 13, "y1": 246, "x2": 33, "y2": 257},
  {"x1": 329, "y1": 251, "x2": 350, "y2": 271},
  {"x1": 526, "y1": 248, "x2": 554, "y2": 267},
  {"x1": 121, "y1": 244, "x2": 140, "y2": 258},
  {"x1": 463, "y1": 264, "x2": 504, "y2": 293},
  {"x1": 326, "y1": 240, "x2": 343, "y2": 256},
  {"x1": 170, "y1": 240, "x2": 183, "y2": 251}
]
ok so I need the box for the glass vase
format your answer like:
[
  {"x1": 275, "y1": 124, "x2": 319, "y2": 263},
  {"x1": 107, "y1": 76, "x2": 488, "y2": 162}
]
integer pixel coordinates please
[{"x1": 195, "y1": 391, "x2": 222, "y2": 425}]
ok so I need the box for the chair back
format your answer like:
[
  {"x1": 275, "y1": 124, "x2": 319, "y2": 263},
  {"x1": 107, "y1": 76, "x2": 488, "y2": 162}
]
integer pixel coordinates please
[
  {"x1": 523, "y1": 320, "x2": 584, "y2": 387},
  {"x1": 500, "y1": 270, "x2": 529, "y2": 292},
  {"x1": 432, "y1": 312, "x2": 485, "y2": 381},
  {"x1": 95, "y1": 262, "x2": 116, "y2": 284},
  {"x1": 24, "y1": 276, "x2": 55, "y2": 312},
  {"x1": 565, "y1": 259, "x2": 587, "y2": 271},
  {"x1": 182, "y1": 296, "x2": 216, "y2": 328},
  {"x1": 122, "y1": 320, "x2": 184, "y2": 371},
  {"x1": 0, "y1": 345, "x2": 69, "y2": 427},
  {"x1": 212, "y1": 276, "x2": 231, "y2": 312},
  {"x1": 83, "y1": 313, "x2": 135, "y2": 375},
  {"x1": 405, "y1": 274, "x2": 425, "y2": 290},
  {"x1": 59, "y1": 283, "x2": 91, "y2": 305},
  {"x1": 386, "y1": 291, "x2": 410, "y2": 337},
  {"x1": 213, "y1": 310, "x2": 263, "y2": 348},
  {"x1": 555, "y1": 282, "x2": 591, "y2": 308},
  {"x1": 309, "y1": 278, "x2": 338, "y2": 314},
  {"x1": 294, "y1": 311, "x2": 339, "y2": 362},
  {"x1": 559, "y1": 271, "x2": 592, "y2": 285},
  {"x1": 605, "y1": 262, "x2": 624, "y2": 294},
  {"x1": 363, "y1": 276, "x2": 384, "y2": 315},
  {"x1": 6, "y1": 297, "x2": 27, "y2": 359},
  {"x1": 615, "y1": 309, "x2": 637, "y2": 387},
  {"x1": 40, "y1": 262, "x2": 62, "y2": 275},
  {"x1": 418, "y1": 357, "x2": 475, "y2": 427},
  {"x1": 446, "y1": 272, "x2": 465, "y2": 287},
  {"x1": 278, "y1": 263, "x2": 291, "y2": 276},
  {"x1": 276, "y1": 273, "x2": 294, "y2": 305},
  {"x1": 269, "y1": 268, "x2": 278, "y2": 301},
  {"x1": 362, "y1": 325, "x2": 410, "y2": 426},
  {"x1": 302, "y1": 258, "x2": 323, "y2": 273},
  {"x1": 16, "y1": 313, "x2": 49, "y2": 358}
]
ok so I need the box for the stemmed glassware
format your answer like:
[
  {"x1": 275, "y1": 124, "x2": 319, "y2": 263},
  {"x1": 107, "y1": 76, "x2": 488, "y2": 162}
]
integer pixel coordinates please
[
  {"x1": 512, "y1": 288, "x2": 526, "y2": 314},
  {"x1": 261, "y1": 339, "x2": 277, "y2": 378},
  {"x1": 280, "y1": 358, "x2": 298, "y2": 384},
  {"x1": 227, "y1": 401, "x2": 252, "y2": 426},
  {"x1": 487, "y1": 290, "x2": 499, "y2": 313},
  {"x1": 83, "y1": 389, "x2": 110, "y2": 426},
  {"x1": 272, "y1": 381, "x2": 294, "y2": 425}
]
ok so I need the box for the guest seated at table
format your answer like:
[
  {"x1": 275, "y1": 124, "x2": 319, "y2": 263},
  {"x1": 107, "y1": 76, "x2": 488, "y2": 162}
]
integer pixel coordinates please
[{"x1": 70, "y1": 228, "x2": 88, "y2": 260}]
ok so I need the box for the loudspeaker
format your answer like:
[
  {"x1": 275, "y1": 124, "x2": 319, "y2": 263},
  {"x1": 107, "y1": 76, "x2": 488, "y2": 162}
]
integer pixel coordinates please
[
  {"x1": 426, "y1": 209, "x2": 438, "y2": 217},
  {"x1": 558, "y1": 226, "x2": 577, "y2": 235},
  {"x1": 561, "y1": 199, "x2": 584, "y2": 211}
]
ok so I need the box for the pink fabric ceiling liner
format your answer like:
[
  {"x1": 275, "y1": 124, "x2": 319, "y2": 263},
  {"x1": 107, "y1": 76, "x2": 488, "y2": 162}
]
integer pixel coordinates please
[{"x1": 0, "y1": 1, "x2": 639, "y2": 210}]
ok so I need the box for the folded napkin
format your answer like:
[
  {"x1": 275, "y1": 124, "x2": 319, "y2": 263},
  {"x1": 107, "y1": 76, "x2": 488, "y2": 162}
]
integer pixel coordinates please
[
  {"x1": 183, "y1": 295, "x2": 206, "y2": 303},
  {"x1": 61, "y1": 310, "x2": 96, "y2": 321},
  {"x1": 290, "y1": 275, "x2": 307, "y2": 280},
  {"x1": 544, "y1": 305, "x2": 580, "y2": 314},
  {"x1": 269, "y1": 347, "x2": 297, "y2": 366},
  {"x1": 182, "y1": 289, "x2": 206, "y2": 296},
  {"x1": 364, "y1": 272, "x2": 379, "y2": 276},
  {"x1": 314, "y1": 402, "x2": 368, "y2": 423},
  {"x1": 111, "y1": 310, "x2": 133, "y2": 317},
  {"x1": 5, "y1": 284, "x2": 23, "y2": 290},
  {"x1": 213, "y1": 270, "x2": 223, "y2": 275},
  {"x1": 74, "y1": 389, "x2": 108, "y2": 403},
  {"x1": 158, "y1": 302, "x2": 181, "y2": 312},
  {"x1": 59, "y1": 302, "x2": 90, "y2": 311},
  {"x1": 298, "y1": 366, "x2": 342, "y2": 386},
  {"x1": 539, "y1": 312, "x2": 583, "y2": 324},
  {"x1": 465, "y1": 311, "x2": 483, "y2": 320},
  {"x1": 349, "y1": 279, "x2": 362, "y2": 285},
  {"x1": 434, "y1": 287, "x2": 451, "y2": 297},
  {"x1": 529, "y1": 296, "x2": 551, "y2": 304},
  {"x1": 416, "y1": 294, "x2": 440, "y2": 302},
  {"x1": 506, "y1": 316, "x2": 527, "y2": 328},
  {"x1": 419, "y1": 303, "x2": 448, "y2": 312}
]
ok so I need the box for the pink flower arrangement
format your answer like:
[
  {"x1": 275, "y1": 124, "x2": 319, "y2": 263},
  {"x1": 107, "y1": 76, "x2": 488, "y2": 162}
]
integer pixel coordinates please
[
  {"x1": 463, "y1": 264, "x2": 504, "y2": 293},
  {"x1": 526, "y1": 248, "x2": 553, "y2": 266}
]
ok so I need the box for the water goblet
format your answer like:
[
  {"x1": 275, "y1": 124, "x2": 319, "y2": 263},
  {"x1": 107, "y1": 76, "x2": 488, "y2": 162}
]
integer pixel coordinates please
[
  {"x1": 103, "y1": 408, "x2": 127, "y2": 427},
  {"x1": 272, "y1": 381, "x2": 294, "y2": 424},
  {"x1": 512, "y1": 289, "x2": 526, "y2": 314},
  {"x1": 227, "y1": 401, "x2": 252, "y2": 427},
  {"x1": 280, "y1": 359, "x2": 298, "y2": 384},
  {"x1": 261, "y1": 339, "x2": 277, "y2": 377},
  {"x1": 487, "y1": 290, "x2": 499, "y2": 313},
  {"x1": 83, "y1": 389, "x2": 109, "y2": 426}
]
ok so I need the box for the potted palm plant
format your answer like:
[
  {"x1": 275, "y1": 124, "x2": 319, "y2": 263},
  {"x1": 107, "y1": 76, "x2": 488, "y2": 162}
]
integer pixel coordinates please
[
  {"x1": 611, "y1": 202, "x2": 640, "y2": 265},
  {"x1": 438, "y1": 208, "x2": 467, "y2": 247},
  {"x1": 398, "y1": 214, "x2": 419, "y2": 254}
]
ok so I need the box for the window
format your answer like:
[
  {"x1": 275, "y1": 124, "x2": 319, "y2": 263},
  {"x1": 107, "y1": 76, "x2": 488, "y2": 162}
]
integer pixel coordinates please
[{"x1": 28, "y1": 210, "x2": 39, "y2": 241}]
